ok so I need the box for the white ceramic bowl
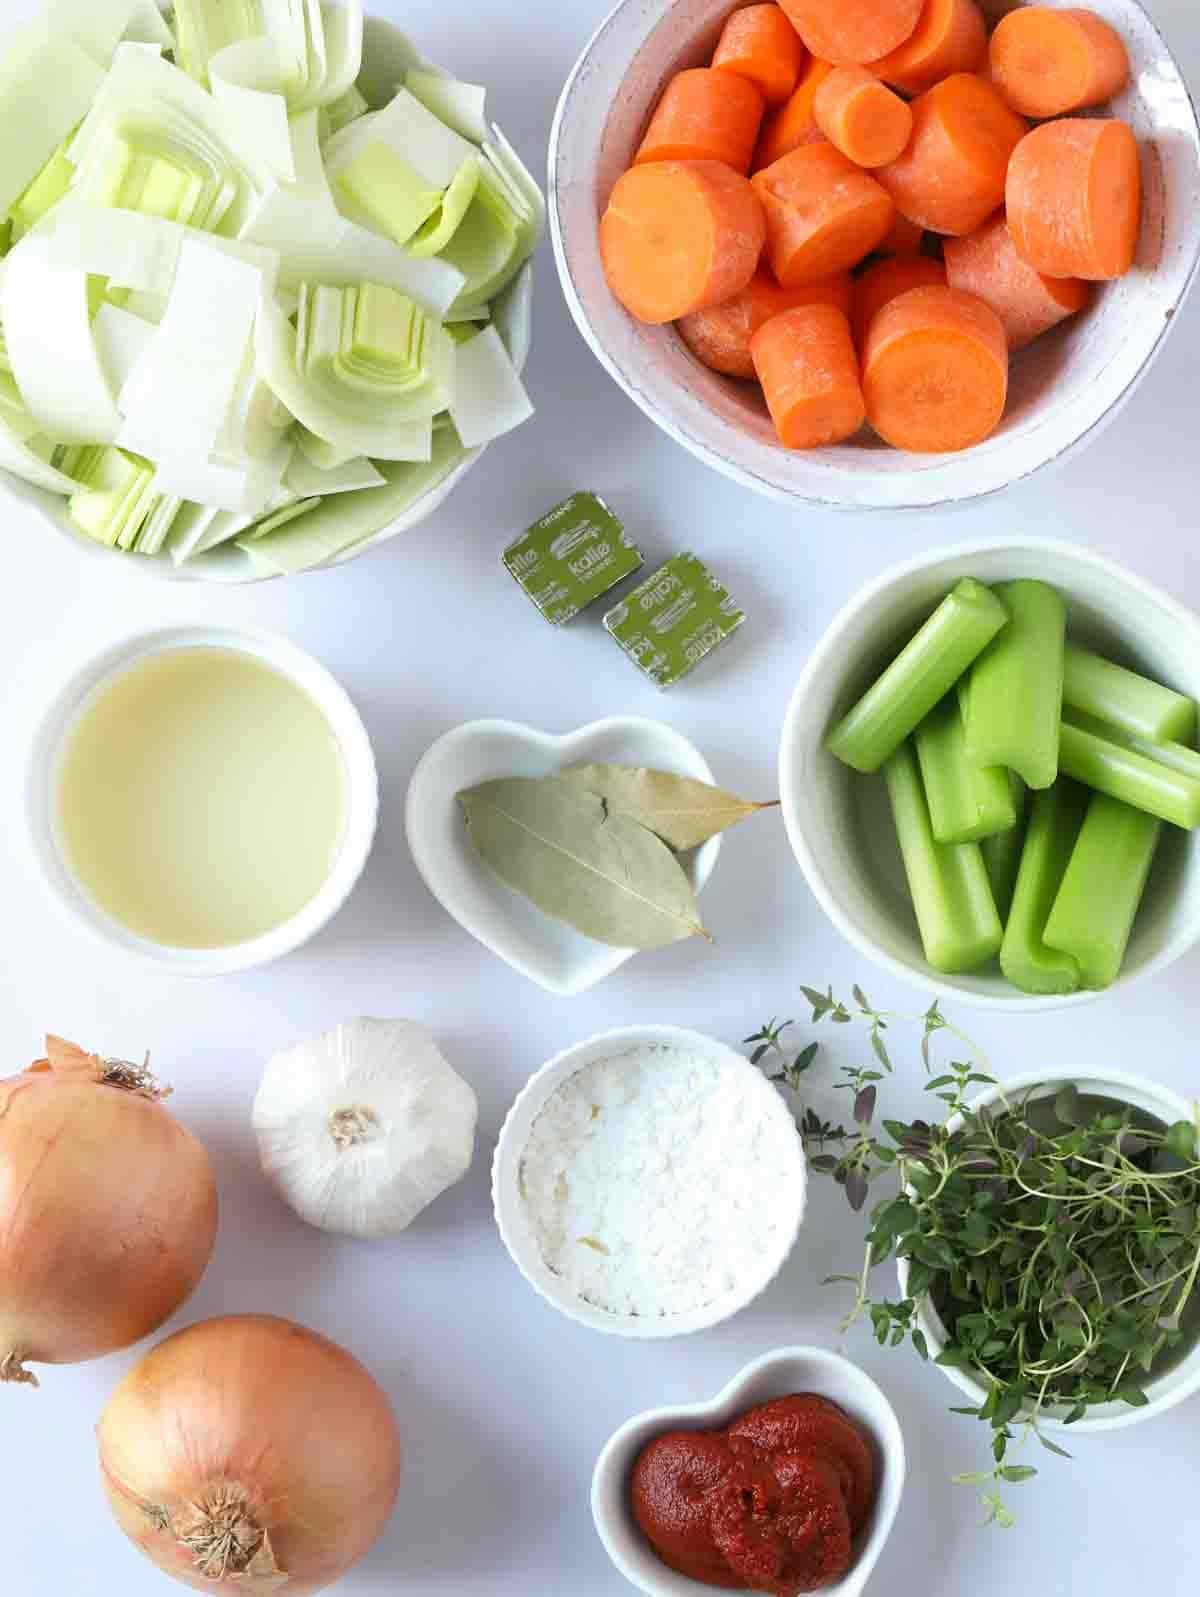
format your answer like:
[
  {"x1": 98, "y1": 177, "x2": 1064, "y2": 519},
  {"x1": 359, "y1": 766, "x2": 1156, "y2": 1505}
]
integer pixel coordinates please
[
  {"x1": 492, "y1": 1025, "x2": 806, "y2": 1336},
  {"x1": 406, "y1": 716, "x2": 723, "y2": 996},
  {"x1": 898, "y1": 1067, "x2": 1200, "y2": 1432},
  {"x1": 779, "y1": 536, "x2": 1200, "y2": 1009},
  {"x1": 549, "y1": 0, "x2": 1200, "y2": 511},
  {"x1": 26, "y1": 625, "x2": 378, "y2": 975},
  {"x1": 592, "y1": 1345, "x2": 905, "y2": 1596},
  {"x1": 0, "y1": 16, "x2": 537, "y2": 584}
]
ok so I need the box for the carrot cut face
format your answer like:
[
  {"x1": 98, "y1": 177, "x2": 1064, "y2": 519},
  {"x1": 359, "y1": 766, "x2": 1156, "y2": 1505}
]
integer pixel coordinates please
[
  {"x1": 779, "y1": 0, "x2": 924, "y2": 66},
  {"x1": 989, "y1": 6, "x2": 1131, "y2": 120},
  {"x1": 814, "y1": 65, "x2": 914, "y2": 169},
  {"x1": 712, "y1": 4, "x2": 807, "y2": 107},
  {"x1": 945, "y1": 214, "x2": 1091, "y2": 350},
  {"x1": 753, "y1": 142, "x2": 894, "y2": 285},
  {"x1": 754, "y1": 56, "x2": 835, "y2": 169},
  {"x1": 601, "y1": 160, "x2": 767, "y2": 325},
  {"x1": 876, "y1": 72, "x2": 1027, "y2": 236},
  {"x1": 751, "y1": 303, "x2": 865, "y2": 448},
  {"x1": 853, "y1": 254, "x2": 947, "y2": 348},
  {"x1": 869, "y1": 0, "x2": 987, "y2": 95},
  {"x1": 677, "y1": 267, "x2": 854, "y2": 378},
  {"x1": 1006, "y1": 118, "x2": 1141, "y2": 281},
  {"x1": 863, "y1": 284, "x2": 1008, "y2": 452},
  {"x1": 635, "y1": 68, "x2": 765, "y2": 174}
]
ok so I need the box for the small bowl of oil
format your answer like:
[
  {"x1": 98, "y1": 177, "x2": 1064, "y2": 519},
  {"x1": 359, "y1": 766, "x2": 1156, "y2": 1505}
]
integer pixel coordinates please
[{"x1": 26, "y1": 625, "x2": 378, "y2": 974}]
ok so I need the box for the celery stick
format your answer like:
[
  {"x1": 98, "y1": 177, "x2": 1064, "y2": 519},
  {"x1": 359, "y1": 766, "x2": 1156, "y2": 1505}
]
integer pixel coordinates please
[
  {"x1": 1063, "y1": 646, "x2": 1195, "y2": 745},
  {"x1": 999, "y1": 781, "x2": 1086, "y2": 995},
  {"x1": 916, "y1": 692, "x2": 1018, "y2": 843},
  {"x1": 1043, "y1": 794, "x2": 1162, "y2": 989},
  {"x1": 1058, "y1": 722, "x2": 1200, "y2": 829},
  {"x1": 964, "y1": 579, "x2": 1066, "y2": 790},
  {"x1": 1064, "y1": 711, "x2": 1200, "y2": 783},
  {"x1": 982, "y1": 774, "x2": 1028, "y2": 923},
  {"x1": 827, "y1": 579, "x2": 1009, "y2": 774},
  {"x1": 884, "y1": 742, "x2": 1003, "y2": 974}
]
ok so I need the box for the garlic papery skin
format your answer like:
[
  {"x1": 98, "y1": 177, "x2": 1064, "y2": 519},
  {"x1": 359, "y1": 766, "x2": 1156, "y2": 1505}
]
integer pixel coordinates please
[{"x1": 252, "y1": 1019, "x2": 478, "y2": 1239}]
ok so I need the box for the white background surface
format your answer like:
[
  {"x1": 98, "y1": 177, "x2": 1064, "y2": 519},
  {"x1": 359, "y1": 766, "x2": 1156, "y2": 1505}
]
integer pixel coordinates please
[{"x1": 2, "y1": 2, "x2": 1199, "y2": 1594}]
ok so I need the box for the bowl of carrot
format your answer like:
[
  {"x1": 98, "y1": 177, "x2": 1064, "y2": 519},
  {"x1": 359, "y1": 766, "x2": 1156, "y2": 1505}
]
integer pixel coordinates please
[
  {"x1": 778, "y1": 537, "x2": 1200, "y2": 1009},
  {"x1": 549, "y1": 0, "x2": 1200, "y2": 510}
]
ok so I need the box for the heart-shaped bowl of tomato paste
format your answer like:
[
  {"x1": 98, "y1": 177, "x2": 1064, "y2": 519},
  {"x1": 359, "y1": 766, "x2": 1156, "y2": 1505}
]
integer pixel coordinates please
[
  {"x1": 592, "y1": 1346, "x2": 905, "y2": 1597},
  {"x1": 405, "y1": 716, "x2": 722, "y2": 995}
]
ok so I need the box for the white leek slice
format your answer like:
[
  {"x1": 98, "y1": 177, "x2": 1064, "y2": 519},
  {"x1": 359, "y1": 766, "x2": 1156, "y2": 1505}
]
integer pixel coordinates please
[
  {"x1": 70, "y1": 44, "x2": 274, "y2": 232},
  {"x1": 92, "y1": 301, "x2": 156, "y2": 391},
  {"x1": 117, "y1": 236, "x2": 267, "y2": 460},
  {"x1": 49, "y1": 206, "x2": 280, "y2": 301},
  {"x1": 9, "y1": 140, "x2": 75, "y2": 242},
  {"x1": 0, "y1": 383, "x2": 81, "y2": 488},
  {"x1": 151, "y1": 438, "x2": 291, "y2": 515},
  {"x1": 486, "y1": 127, "x2": 547, "y2": 237},
  {"x1": 1, "y1": 232, "x2": 120, "y2": 444},
  {"x1": 173, "y1": 0, "x2": 262, "y2": 82},
  {"x1": 493, "y1": 261, "x2": 534, "y2": 373},
  {"x1": 285, "y1": 452, "x2": 385, "y2": 497},
  {"x1": 207, "y1": 40, "x2": 298, "y2": 184},
  {"x1": 353, "y1": 24, "x2": 423, "y2": 111},
  {"x1": 66, "y1": 444, "x2": 154, "y2": 547},
  {"x1": 448, "y1": 324, "x2": 532, "y2": 447},
  {"x1": 166, "y1": 437, "x2": 296, "y2": 558},
  {"x1": 0, "y1": 27, "x2": 104, "y2": 218},
  {"x1": 295, "y1": 425, "x2": 357, "y2": 471},
  {"x1": 315, "y1": 2, "x2": 365, "y2": 108},
  {"x1": 237, "y1": 107, "x2": 463, "y2": 317},
  {"x1": 335, "y1": 144, "x2": 441, "y2": 245},
  {"x1": 242, "y1": 426, "x2": 466, "y2": 575},
  {"x1": 136, "y1": 492, "x2": 186, "y2": 554},
  {"x1": 324, "y1": 83, "x2": 369, "y2": 136},
  {"x1": 55, "y1": 1, "x2": 146, "y2": 64},
  {"x1": 241, "y1": 197, "x2": 463, "y2": 319},
  {"x1": 123, "y1": 2, "x2": 177, "y2": 52},
  {"x1": 239, "y1": 498, "x2": 320, "y2": 543},
  {"x1": 325, "y1": 89, "x2": 476, "y2": 192},
  {"x1": 407, "y1": 157, "x2": 479, "y2": 259},
  {"x1": 256, "y1": 294, "x2": 436, "y2": 462},
  {"x1": 405, "y1": 70, "x2": 487, "y2": 145},
  {"x1": 72, "y1": 110, "x2": 240, "y2": 233}
]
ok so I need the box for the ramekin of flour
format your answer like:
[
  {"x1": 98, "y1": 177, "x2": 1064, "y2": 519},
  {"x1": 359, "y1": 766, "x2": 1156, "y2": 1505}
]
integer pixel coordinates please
[{"x1": 492, "y1": 1026, "x2": 807, "y2": 1338}]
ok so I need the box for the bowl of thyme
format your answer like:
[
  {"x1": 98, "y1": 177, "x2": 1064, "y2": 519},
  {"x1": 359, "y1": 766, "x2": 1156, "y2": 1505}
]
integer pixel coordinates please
[
  {"x1": 895, "y1": 1068, "x2": 1200, "y2": 1435},
  {"x1": 747, "y1": 987, "x2": 1200, "y2": 1526}
]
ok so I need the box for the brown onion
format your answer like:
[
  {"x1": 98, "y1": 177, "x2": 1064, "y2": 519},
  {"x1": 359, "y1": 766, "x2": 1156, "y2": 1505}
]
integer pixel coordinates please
[
  {"x1": 0, "y1": 1037, "x2": 218, "y2": 1387},
  {"x1": 97, "y1": 1314, "x2": 403, "y2": 1594}
]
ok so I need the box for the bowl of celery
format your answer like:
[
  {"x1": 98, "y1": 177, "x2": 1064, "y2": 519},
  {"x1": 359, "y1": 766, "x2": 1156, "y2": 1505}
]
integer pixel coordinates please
[
  {"x1": 780, "y1": 538, "x2": 1200, "y2": 1008},
  {"x1": 0, "y1": 5, "x2": 543, "y2": 581}
]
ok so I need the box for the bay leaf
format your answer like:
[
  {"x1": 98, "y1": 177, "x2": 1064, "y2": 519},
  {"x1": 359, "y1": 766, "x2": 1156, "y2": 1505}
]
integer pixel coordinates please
[
  {"x1": 457, "y1": 776, "x2": 710, "y2": 949},
  {"x1": 561, "y1": 763, "x2": 778, "y2": 852}
]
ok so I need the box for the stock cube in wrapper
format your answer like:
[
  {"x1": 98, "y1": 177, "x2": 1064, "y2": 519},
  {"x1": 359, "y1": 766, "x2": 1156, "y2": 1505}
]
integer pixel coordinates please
[
  {"x1": 604, "y1": 552, "x2": 745, "y2": 688},
  {"x1": 503, "y1": 492, "x2": 643, "y2": 624}
]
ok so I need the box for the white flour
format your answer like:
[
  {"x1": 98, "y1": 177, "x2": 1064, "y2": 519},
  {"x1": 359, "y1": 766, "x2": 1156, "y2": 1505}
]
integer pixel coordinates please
[{"x1": 518, "y1": 1044, "x2": 801, "y2": 1317}]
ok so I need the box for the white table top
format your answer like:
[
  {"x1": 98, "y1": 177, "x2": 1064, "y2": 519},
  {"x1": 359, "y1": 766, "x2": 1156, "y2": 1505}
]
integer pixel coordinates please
[{"x1": 3, "y1": 3, "x2": 1199, "y2": 1594}]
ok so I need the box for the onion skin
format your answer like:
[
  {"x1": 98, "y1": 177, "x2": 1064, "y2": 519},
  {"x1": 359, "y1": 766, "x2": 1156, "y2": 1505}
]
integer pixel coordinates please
[
  {"x1": 97, "y1": 1315, "x2": 403, "y2": 1595},
  {"x1": 0, "y1": 1039, "x2": 218, "y2": 1386}
]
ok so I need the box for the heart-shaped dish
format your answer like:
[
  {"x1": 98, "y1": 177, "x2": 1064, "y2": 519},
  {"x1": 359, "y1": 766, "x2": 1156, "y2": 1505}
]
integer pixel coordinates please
[
  {"x1": 592, "y1": 1347, "x2": 906, "y2": 1597},
  {"x1": 405, "y1": 717, "x2": 722, "y2": 995}
]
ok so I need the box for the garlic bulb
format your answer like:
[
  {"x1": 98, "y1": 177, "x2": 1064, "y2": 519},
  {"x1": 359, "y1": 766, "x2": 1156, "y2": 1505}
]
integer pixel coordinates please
[{"x1": 253, "y1": 1019, "x2": 477, "y2": 1239}]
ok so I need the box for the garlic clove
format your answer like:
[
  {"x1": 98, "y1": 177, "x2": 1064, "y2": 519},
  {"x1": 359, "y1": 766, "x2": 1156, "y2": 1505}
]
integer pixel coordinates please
[{"x1": 252, "y1": 1018, "x2": 478, "y2": 1239}]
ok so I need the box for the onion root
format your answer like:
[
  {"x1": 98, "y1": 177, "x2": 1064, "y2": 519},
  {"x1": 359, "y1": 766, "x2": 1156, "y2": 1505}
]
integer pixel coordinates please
[{"x1": 0, "y1": 1350, "x2": 36, "y2": 1387}]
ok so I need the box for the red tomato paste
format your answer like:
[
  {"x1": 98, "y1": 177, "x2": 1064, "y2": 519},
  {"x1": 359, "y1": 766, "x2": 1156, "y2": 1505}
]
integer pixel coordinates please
[{"x1": 630, "y1": 1394, "x2": 877, "y2": 1595}]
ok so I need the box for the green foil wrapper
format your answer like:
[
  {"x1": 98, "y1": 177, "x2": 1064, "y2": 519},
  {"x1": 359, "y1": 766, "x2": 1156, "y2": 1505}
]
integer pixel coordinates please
[
  {"x1": 503, "y1": 491, "x2": 643, "y2": 624},
  {"x1": 604, "y1": 552, "x2": 745, "y2": 688}
]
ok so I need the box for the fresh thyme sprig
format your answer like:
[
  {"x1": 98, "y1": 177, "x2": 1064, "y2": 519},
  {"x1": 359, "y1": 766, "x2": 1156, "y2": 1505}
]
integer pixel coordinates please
[{"x1": 746, "y1": 986, "x2": 1200, "y2": 1527}]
